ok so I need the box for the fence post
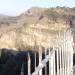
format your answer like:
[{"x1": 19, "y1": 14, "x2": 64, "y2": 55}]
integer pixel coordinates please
[
  {"x1": 62, "y1": 30, "x2": 66, "y2": 75},
  {"x1": 62, "y1": 30, "x2": 65, "y2": 75},
  {"x1": 70, "y1": 29, "x2": 73, "y2": 75},
  {"x1": 35, "y1": 52, "x2": 36, "y2": 71},
  {"x1": 66, "y1": 29, "x2": 70, "y2": 75},
  {"x1": 21, "y1": 63, "x2": 24, "y2": 75},
  {"x1": 45, "y1": 48, "x2": 47, "y2": 75},
  {"x1": 67, "y1": 31, "x2": 70, "y2": 75},
  {"x1": 51, "y1": 51, "x2": 54, "y2": 75},
  {"x1": 53, "y1": 49, "x2": 56, "y2": 75},
  {"x1": 49, "y1": 48, "x2": 51, "y2": 75},
  {"x1": 38, "y1": 46, "x2": 42, "y2": 75},
  {"x1": 28, "y1": 53, "x2": 31, "y2": 75},
  {"x1": 58, "y1": 31, "x2": 62, "y2": 75},
  {"x1": 66, "y1": 35, "x2": 69, "y2": 75},
  {"x1": 64, "y1": 30, "x2": 67, "y2": 75},
  {"x1": 56, "y1": 33, "x2": 59, "y2": 75}
]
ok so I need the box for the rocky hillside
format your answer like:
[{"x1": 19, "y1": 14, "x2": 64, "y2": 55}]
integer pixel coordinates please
[{"x1": 0, "y1": 7, "x2": 75, "y2": 51}]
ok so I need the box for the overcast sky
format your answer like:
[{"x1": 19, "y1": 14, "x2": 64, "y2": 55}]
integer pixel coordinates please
[{"x1": 0, "y1": 0, "x2": 75, "y2": 16}]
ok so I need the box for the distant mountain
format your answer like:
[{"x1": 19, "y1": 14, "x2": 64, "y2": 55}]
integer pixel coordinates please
[
  {"x1": 0, "y1": 14, "x2": 17, "y2": 24},
  {"x1": 0, "y1": 14, "x2": 9, "y2": 19}
]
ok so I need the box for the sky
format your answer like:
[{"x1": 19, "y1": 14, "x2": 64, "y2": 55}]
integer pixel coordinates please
[{"x1": 0, "y1": 0, "x2": 75, "y2": 16}]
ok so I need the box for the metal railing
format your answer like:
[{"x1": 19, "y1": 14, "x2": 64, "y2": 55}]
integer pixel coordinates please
[{"x1": 21, "y1": 28, "x2": 73, "y2": 75}]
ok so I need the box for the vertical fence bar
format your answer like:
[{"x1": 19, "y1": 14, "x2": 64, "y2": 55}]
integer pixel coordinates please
[
  {"x1": 59, "y1": 47, "x2": 62, "y2": 75},
  {"x1": 51, "y1": 53, "x2": 54, "y2": 75},
  {"x1": 67, "y1": 35, "x2": 69, "y2": 75},
  {"x1": 21, "y1": 63, "x2": 24, "y2": 75},
  {"x1": 45, "y1": 48, "x2": 47, "y2": 75},
  {"x1": 28, "y1": 53, "x2": 31, "y2": 75},
  {"x1": 70, "y1": 29, "x2": 73, "y2": 75},
  {"x1": 67, "y1": 30, "x2": 69, "y2": 75},
  {"x1": 58, "y1": 31, "x2": 62, "y2": 75},
  {"x1": 68, "y1": 33, "x2": 71, "y2": 75},
  {"x1": 66, "y1": 30, "x2": 68, "y2": 75},
  {"x1": 56, "y1": 33, "x2": 59, "y2": 75},
  {"x1": 35, "y1": 52, "x2": 36, "y2": 71},
  {"x1": 38, "y1": 46, "x2": 42, "y2": 75},
  {"x1": 49, "y1": 48, "x2": 51, "y2": 75},
  {"x1": 61, "y1": 31, "x2": 64, "y2": 75},
  {"x1": 64, "y1": 30, "x2": 67, "y2": 75},
  {"x1": 68, "y1": 29, "x2": 71, "y2": 75},
  {"x1": 66, "y1": 29, "x2": 70, "y2": 75},
  {"x1": 63, "y1": 30, "x2": 65, "y2": 75},
  {"x1": 53, "y1": 49, "x2": 56, "y2": 75}
]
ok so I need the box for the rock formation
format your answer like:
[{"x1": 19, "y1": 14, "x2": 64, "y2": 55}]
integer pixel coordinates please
[{"x1": 0, "y1": 7, "x2": 75, "y2": 51}]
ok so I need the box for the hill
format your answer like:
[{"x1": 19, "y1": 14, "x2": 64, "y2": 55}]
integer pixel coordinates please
[{"x1": 0, "y1": 7, "x2": 75, "y2": 51}]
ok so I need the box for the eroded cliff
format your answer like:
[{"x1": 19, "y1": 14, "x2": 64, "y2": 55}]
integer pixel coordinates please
[{"x1": 0, "y1": 7, "x2": 75, "y2": 51}]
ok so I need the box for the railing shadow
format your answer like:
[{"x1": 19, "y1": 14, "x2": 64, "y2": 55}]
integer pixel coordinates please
[{"x1": 0, "y1": 48, "x2": 42, "y2": 75}]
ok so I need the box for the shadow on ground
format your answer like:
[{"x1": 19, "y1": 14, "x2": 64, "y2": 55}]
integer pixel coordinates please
[{"x1": 0, "y1": 48, "x2": 49, "y2": 75}]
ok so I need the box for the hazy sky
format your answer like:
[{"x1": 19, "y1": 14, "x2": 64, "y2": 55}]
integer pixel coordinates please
[{"x1": 0, "y1": 0, "x2": 75, "y2": 16}]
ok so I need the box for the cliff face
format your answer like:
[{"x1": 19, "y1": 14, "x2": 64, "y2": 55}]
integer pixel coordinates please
[{"x1": 0, "y1": 7, "x2": 75, "y2": 51}]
